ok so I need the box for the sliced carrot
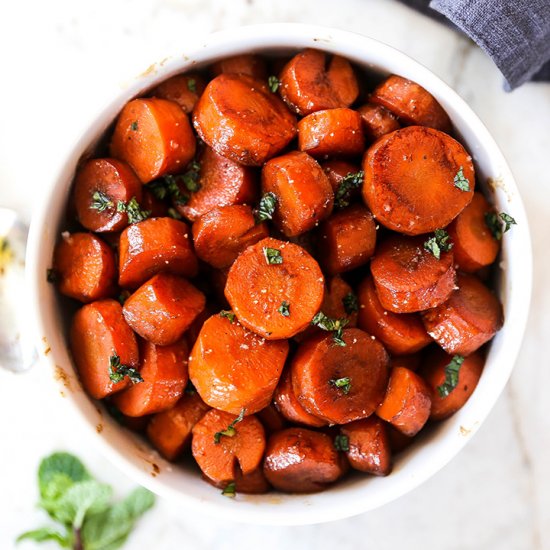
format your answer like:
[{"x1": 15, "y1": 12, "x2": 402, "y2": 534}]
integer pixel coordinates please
[
  {"x1": 321, "y1": 159, "x2": 361, "y2": 193},
  {"x1": 376, "y1": 366, "x2": 432, "y2": 436},
  {"x1": 118, "y1": 217, "x2": 198, "y2": 289},
  {"x1": 370, "y1": 234, "x2": 456, "y2": 313},
  {"x1": 188, "y1": 313, "x2": 289, "y2": 414},
  {"x1": 225, "y1": 237, "x2": 325, "y2": 339},
  {"x1": 261, "y1": 151, "x2": 334, "y2": 237},
  {"x1": 205, "y1": 467, "x2": 271, "y2": 495},
  {"x1": 112, "y1": 339, "x2": 188, "y2": 417},
  {"x1": 146, "y1": 391, "x2": 210, "y2": 461},
  {"x1": 340, "y1": 416, "x2": 392, "y2": 475},
  {"x1": 185, "y1": 303, "x2": 218, "y2": 349},
  {"x1": 362, "y1": 126, "x2": 475, "y2": 235},
  {"x1": 256, "y1": 404, "x2": 287, "y2": 434},
  {"x1": 53, "y1": 232, "x2": 116, "y2": 303},
  {"x1": 123, "y1": 273, "x2": 205, "y2": 346},
  {"x1": 152, "y1": 73, "x2": 206, "y2": 113},
  {"x1": 298, "y1": 108, "x2": 365, "y2": 158},
  {"x1": 73, "y1": 158, "x2": 143, "y2": 232},
  {"x1": 110, "y1": 98, "x2": 196, "y2": 183},
  {"x1": 322, "y1": 276, "x2": 359, "y2": 328},
  {"x1": 446, "y1": 192, "x2": 500, "y2": 272},
  {"x1": 263, "y1": 427, "x2": 348, "y2": 493},
  {"x1": 191, "y1": 409, "x2": 266, "y2": 483},
  {"x1": 279, "y1": 49, "x2": 359, "y2": 115},
  {"x1": 357, "y1": 103, "x2": 400, "y2": 141},
  {"x1": 357, "y1": 276, "x2": 431, "y2": 355},
  {"x1": 291, "y1": 328, "x2": 390, "y2": 424},
  {"x1": 193, "y1": 74, "x2": 297, "y2": 166},
  {"x1": 141, "y1": 188, "x2": 169, "y2": 218},
  {"x1": 370, "y1": 75, "x2": 452, "y2": 133},
  {"x1": 211, "y1": 54, "x2": 267, "y2": 79},
  {"x1": 317, "y1": 204, "x2": 377, "y2": 275},
  {"x1": 70, "y1": 299, "x2": 139, "y2": 400},
  {"x1": 386, "y1": 423, "x2": 413, "y2": 453},
  {"x1": 421, "y1": 273, "x2": 503, "y2": 355},
  {"x1": 192, "y1": 205, "x2": 269, "y2": 269}
]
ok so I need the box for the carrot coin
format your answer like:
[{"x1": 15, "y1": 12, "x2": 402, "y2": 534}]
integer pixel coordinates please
[
  {"x1": 211, "y1": 54, "x2": 267, "y2": 79},
  {"x1": 357, "y1": 103, "x2": 400, "y2": 141},
  {"x1": 152, "y1": 73, "x2": 206, "y2": 113}
]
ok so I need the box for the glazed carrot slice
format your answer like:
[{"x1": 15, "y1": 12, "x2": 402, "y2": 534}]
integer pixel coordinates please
[
  {"x1": 192, "y1": 409, "x2": 266, "y2": 483},
  {"x1": 53, "y1": 232, "x2": 116, "y2": 303},
  {"x1": 357, "y1": 103, "x2": 400, "y2": 141},
  {"x1": 263, "y1": 428, "x2": 348, "y2": 493},
  {"x1": 376, "y1": 366, "x2": 432, "y2": 437},
  {"x1": 273, "y1": 369, "x2": 327, "y2": 428},
  {"x1": 370, "y1": 234, "x2": 456, "y2": 313},
  {"x1": 370, "y1": 75, "x2": 452, "y2": 133},
  {"x1": 112, "y1": 339, "x2": 189, "y2": 417},
  {"x1": 321, "y1": 160, "x2": 361, "y2": 193},
  {"x1": 73, "y1": 158, "x2": 143, "y2": 232},
  {"x1": 420, "y1": 348, "x2": 484, "y2": 420},
  {"x1": 298, "y1": 108, "x2": 365, "y2": 158},
  {"x1": 185, "y1": 303, "x2": 217, "y2": 349},
  {"x1": 225, "y1": 237, "x2": 325, "y2": 339},
  {"x1": 262, "y1": 151, "x2": 334, "y2": 237},
  {"x1": 446, "y1": 192, "x2": 500, "y2": 272},
  {"x1": 421, "y1": 273, "x2": 503, "y2": 355},
  {"x1": 211, "y1": 54, "x2": 267, "y2": 79},
  {"x1": 279, "y1": 49, "x2": 359, "y2": 115},
  {"x1": 390, "y1": 352, "x2": 422, "y2": 372},
  {"x1": 70, "y1": 299, "x2": 139, "y2": 400},
  {"x1": 193, "y1": 74, "x2": 297, "y2": 166},
  {"x1": 123, "y1": 273, "x2": 205, "y2": 346},
  {"x1": 291, "y1": 328, "x2": 390, "y2": 424},
  {"x1": 152, "y1": 73, "x2": 206, "y2": 113},
  {"x1": 362, "y1": 126, "x2": 475, "y2": 235},
  {"x1": 340, "y1": 416, "x2": 392, "y2": 475},
  {"x1": 256, "y1": 404, "x2": 287, "y2": 434},
  {"x1": 317, "y1": 204, "x2": 377, "y2": 275},
  {"x1": 146, "y1": 391, "x2": 210, "y2": 461},
  {"x1": 192, "y1": 205, "x2": 269, "y2": 269},
  {"x1": 141, "y1": 188, "x2": 169, "y2": 218},
  {"x1": 118, "y1": 217, "x2": 198, "y2": 289},
  {"x1": 357, "y1": 276, "x2": 431, "y2": 355},
  {"x1": 175, "y1": 146, "x2": 257, "y2": 222},
  {"x1": 110, "y1": 98, "x2": 196, "y2": 183},
  {"x1": 189, "y1": 313, "x2": 288, "y2": 414},
  {"x1": 205, "y1": 467, "x2": 271, "y2": 495},
  {"x1": 386, "y1": 423, "x2": 413, "y2": 453}
]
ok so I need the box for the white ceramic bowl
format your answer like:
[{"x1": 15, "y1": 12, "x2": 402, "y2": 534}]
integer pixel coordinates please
[{"x1": 27, "y1": 23, "x2": 532, "y2": 525}]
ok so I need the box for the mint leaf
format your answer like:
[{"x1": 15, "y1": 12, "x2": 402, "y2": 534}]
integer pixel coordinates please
[
  {"x1": 38, "y1": 453, "x2": 90, "y2": 501},
  {"x1": 16, "y1": 527, "x2": 71, "y2": 547},
  {"x1": 255, "y1": 192, "x2": 277, "y2": 222},
  {"x1": 453, "y1": 166, "x2": 470, "y2": 191},
  {"x1": 334, "y1": 171, "x2": 363, "y2": 208},
  {"x1": 437, "y1": 355, "x2": 465, "y2": 397}
]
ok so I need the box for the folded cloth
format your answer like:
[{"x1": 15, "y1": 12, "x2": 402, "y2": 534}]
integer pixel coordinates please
[{"x1": 396, "y1": 0, "x2": 550, "y2": 90}]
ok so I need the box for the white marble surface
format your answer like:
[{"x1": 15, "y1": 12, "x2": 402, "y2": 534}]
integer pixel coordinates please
[{"x1": 1, "y1": 0, "x2": 549, "y2": 548}]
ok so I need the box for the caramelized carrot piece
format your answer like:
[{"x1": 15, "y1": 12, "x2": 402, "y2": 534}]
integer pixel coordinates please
[
  {"x1": 192, "y1": 205, "x2": 269, "y2": 269},
  {"x1": 205, "y1": 467, "x2": 271, "y2": 494},
  {"x1": 317, "y1": 204, "x2": 377, "y2": 275},
  {"x1": 256, "y1": 404, "x2": 287, "y2": 434},
  {"x1": 386, "y1": 423, "x2": 413, "y2": 453},
  {"x1": 263, "y1": 428, "x2": 348, "y2": 493},
  {"x1": 225, "y1": 237, "x2": 325, "y2": 339},
  {"x1": 262, "y1": 151, "x2": 334, "y2": 237},
  {"x1": 192, "y1": 409, "x2": 266, "y2": 483},
  {"x1": 362, "y1": 126, "x2": 475, "y2": 235},
  {"x1": 279, "y1": 49, "x2": 359, "y2": 115},
  {"x1": 146, "y1": 392, "x2": 210, "y2": 461},
  {"x1": 73, "y1": 158, "x2": 143, "y2": 232},
  {"x1": 193, "y1": 74, "x2": 297, "y2": 166},
  {"x1": 53, "y1": 232, "x2": 116, "y2": 303},
  {"x1": 357, "y1": 276, "x2": 431, "y2": 355},
  {"x1": 185, "y1": 303, "x2": 217, "y2": 349},
  {"x1": 370, "y1": 75, "x2": 452, "y2": 133},
  {"x1": 298, "y1": 108, "x2": 365, "y2": 158},
  {"x1": 376, "y1": 366, "x2": 432, "y2": 436},
  {"x1": 141, "y1": 188, "x2": 169, "y2": 218},
  {"x1": 118, "y1": 217, "x2": 198, "y2": 288},
  {"x1": 273, "y1": 369, "x2": 327, "y2": 428},
  {"x1": 421, "y1": 273, "x2": 503, "y2": 355},
  {"x1": 110, "y1": 98, "x2": 196, "y2": 183},
  {"x1": 123, "y1": 273, "x2": 205, "y2": 345},
  {"x1": 152, "y1": 73, "x2": 206, "y2": 113},
  {"x1": 321, "y1": 159, "x2": 361, "y2": 192},
  {"x1": 446, "y1": 192, "x2": 500, "y2": 272},
  {"x1": 420, "y1": 348, "x2": 484, "y2": 420},
  {"x1": 291, "y1": 328, "x2": 390, "y2": 424},
  {"x1": 70, "y1": 299, "x2": 139, "y2": 400},
  {"x1": 357, "y1": 103, "x2": 400, "y2": 141},
  {"x1": 175, "y1": 146, "x2": 257, "y2": 222},
  {"x1": 370, "y1": 234, "x2": 456, "y2": 313},
  {"x1": 211, "y1": 54, "x2": 267, "y2": 79},
  {"x1": 340, "y1": 416, "x2": 392, "y2": 475},
  {"x1": 189, "y1": 313, "x2": 288, "y2": 414},
  {"x1": 112, "y1": 339, "x2": 189, "y2": 417}
]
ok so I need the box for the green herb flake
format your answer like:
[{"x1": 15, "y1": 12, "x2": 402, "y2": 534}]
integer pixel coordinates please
[
  {"x1": 130, "y1": 121, "x2": 138, "y2": 131},
  {"x1": 117, "y1": 290, "x2": 130, "y2": 306},
  {"x1": 500, "y1": 212, "x2": 517, "y2": 233},
  {"x1": 334, "y1": 171, "x2": 364, "y2": 209},
  {"x1": 311, "y1": 311, "x2": 349, "y2": 346},
  {"x1": 161, "y1": 174, "x2": 188, "y2": 205},
  {"x1": 116, "y1": 197, "x2": 151, "y2": 224},
  {"x1": 267, "y1": 75, "x2": 280, "y2": 93},
  {"x1": 278, "y1": 300, "x2": 290, "y2": 317},
  {"x1": 255, "y1": 192, "x2": 277, "y2": 222},
  {"x1": 187, "y1": 78, "x2": 197, "y2": 93},
  {"x1": 167, "y1": 207, "x2": 182, "y2": 220},
  {"x1": 453, "y1": 166, "x2": 470, "y2": 191},
  {"x1": 219, "y1": 310, "x2": 236, "y2": 323},
  {"x1": 46, "y1": 268, "x2": 58, "y2": 284},
  {"x1": 484, "y1": 211, "x2": 517, "y2": 240},
  {"x1": 90, "y1": 190, "x2": 114, "y2": 212},
  {"x1": 334, "y1": 434, "x2": 350, "y2": 452},
  {"x1": 222, "y1": 482, "x2": 236, "y2": 498},
  {"x1": 437, "y1": 354, "x2": 465, "y2": 398},
  {"x1": 329, "y1": 376, "x2": 351, "y2": 395},
  {"x1": 108, "y1": 354, "x2": 143, "y2": 385},
  {"x1": 342, "y1": 292, "x2": 358, "y2": 315},
  {"x1": 423, "y1": 229, "x2": 453, "y2": 260},
  {"x1": 214, "y1": 408, "x2": 246, "y2": 444},
  {"x1": 263, "y1": 247, "x2": 283, "y2": 265}
]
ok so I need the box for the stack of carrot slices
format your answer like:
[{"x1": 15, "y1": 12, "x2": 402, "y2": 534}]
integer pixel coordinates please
[{"x1": 51, "y1": 49, "x2": 513, "y2": 496}]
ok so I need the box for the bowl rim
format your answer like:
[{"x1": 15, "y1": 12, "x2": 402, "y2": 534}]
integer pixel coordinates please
[{"x1": 26, "y1": 22, "x2": 533, "y2": 525}]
